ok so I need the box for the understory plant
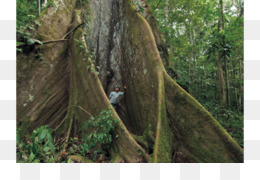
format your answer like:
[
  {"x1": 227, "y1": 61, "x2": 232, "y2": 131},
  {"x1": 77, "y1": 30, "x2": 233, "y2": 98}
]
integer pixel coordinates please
[
  {"x1": 17, "y1": 125, "x2": 55, "y2": 163},
  {"x1": 69, "y1": 109, "x2": 119, "y2": 161},
  {"x1": 17, "y1": 109, "x2": 119, "y2": 163}
]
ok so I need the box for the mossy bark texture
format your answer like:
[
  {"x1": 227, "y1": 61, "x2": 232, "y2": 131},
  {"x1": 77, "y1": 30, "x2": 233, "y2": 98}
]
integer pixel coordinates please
[{"x1": 17, "y1": 0, "x2": 243, "y2": 163}]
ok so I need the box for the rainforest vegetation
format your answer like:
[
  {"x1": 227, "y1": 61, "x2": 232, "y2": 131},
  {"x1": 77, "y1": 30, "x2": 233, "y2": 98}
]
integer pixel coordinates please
[
  {"x1": 146, "y1": 0, "x2": 244, "y2": 146},
  {"x1": 17, "y1": 0, "x2": 243, "y2": 163}
]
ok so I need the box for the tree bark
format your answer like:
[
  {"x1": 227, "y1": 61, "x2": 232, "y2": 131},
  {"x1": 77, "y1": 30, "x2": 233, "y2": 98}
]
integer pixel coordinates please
[{"x1": 17, "y1": 0, "x2": 243, "y2": 163}]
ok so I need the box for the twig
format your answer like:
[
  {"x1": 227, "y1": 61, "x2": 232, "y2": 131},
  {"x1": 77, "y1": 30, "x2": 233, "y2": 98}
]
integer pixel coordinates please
[{"x1": 76, "y1": 105, "x2": 93, "y2": 117}]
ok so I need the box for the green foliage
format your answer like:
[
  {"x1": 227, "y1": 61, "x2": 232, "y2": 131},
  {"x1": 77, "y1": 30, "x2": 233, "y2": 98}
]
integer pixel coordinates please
[
  {"x1": 74, "y1": 39, "x2": 85, "y2": 51},
  {"x1": 17, "y1": 0, "x2": 38, "y2": 27},
  {"x1": 17, "y1": 109, "x2": 118, "y2": 163},
  {"x1": 17, "y1": 0, "x2": 45, "y2": 51},
  {"x1": 17, "y1": 121, "x2": 30, "y2": 144},
  {"x1": 75, "y1": 38, "x2": 100, "y2": 75},
  {"x1": 146, "y1": 0, "x2": 244, "y2": 147},
  {"x1": 203, "y1": 103, "x2": 243, "y2": 147},
  {"x1": 77, "y1": 109, "x2": 119, "y2": 160},
  {"x1": 17, "y1": 125, "x2": 56, "y2": 163},
  {"x1": 131, "y1": 0, "x2": 145, "y2": 13}
]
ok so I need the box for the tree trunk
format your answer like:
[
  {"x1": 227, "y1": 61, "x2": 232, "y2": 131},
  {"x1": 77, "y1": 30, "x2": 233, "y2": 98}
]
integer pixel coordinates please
[
  {"x1": 43, "y1": 0, "x2": 48, "y2": 7},
  {"x1": 17, "y1": 0, "x2": 243, "y2": 163},
  {"x1": 219, "y1": 0, "x2": 230, "y2": 109},
  {"x1": 38, "y1": 0, "x2": 41, "y2": 15},
  {"x1": 164, "y1": 0, "x2": 169, "y2": 47},
  {"x1": 232, "y1": 59, "x2": 240, "y2": 112},
  {"x1": 217, "y1": 19, "x2": 226, "y2": 106},
  {"x1": 239, "y1": 57, "x2": 243, "y2": 112}
]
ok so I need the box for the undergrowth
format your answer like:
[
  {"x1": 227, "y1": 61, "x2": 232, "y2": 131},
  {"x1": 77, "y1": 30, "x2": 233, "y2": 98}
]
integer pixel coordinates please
[{"x1": 17, "y1": 109, "x2": 118, "y2": 163}]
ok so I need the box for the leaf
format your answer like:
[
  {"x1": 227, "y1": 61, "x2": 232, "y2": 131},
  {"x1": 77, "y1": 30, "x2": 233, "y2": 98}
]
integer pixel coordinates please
[
  {"x1": 38, "y1": 129, "x2": 48, "y2": 142},
  {"x1": 27, "y1": 38, "x2": 35, "y2": 45},
  {"x1": 29, "y1": 94, "x2": 34, "y2": 101},
  {"x1": 17, "y1": 42, "x2": 25, "y2": 46},
  {"x1": 27, "y1": 15, "x2": 36, "y2": 18},
  {"x1": 139, "y1": 7, "x2": 145, "y2": 13},
  {"x1": 68, "y1": 158, "x2": 73, "y2": 163},
  {"x1": 17, "y1": 30, "x2": 25, "y2": 36},
  {"x1": 29, "y1": 152, "x2": 35, "y2": 163},
  {"x1": 28, "y1": 26, "x2": 35, "y2": 30},
  {"x1": 34, "y1": 20, "x2": 41, "y2": 27},
  {"x1": 32, "y1": 159, "x2": 39, "y2": 163},
  {"x1": 47, "y1": 133, "x2": 54, "y2": 143},
  {"x1": 16, "y1": 48, "x2": 23, "y2": 53},
  {"x1": 25, "y1": 32, "x2": 32, "y2": 37},
  {"x1": 43, "y1": 147, "x2": 51, "y2": 152}
]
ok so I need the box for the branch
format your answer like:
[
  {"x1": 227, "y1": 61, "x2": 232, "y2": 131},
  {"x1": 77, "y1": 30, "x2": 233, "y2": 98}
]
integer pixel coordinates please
[
  {"x1": 62, "y1": 23, "x2": 85, "y2": 39},
  {"x1": 16, "y1": 39, "x2": 68, "y2": 48},
  {"x1": 17, "y1": 23, "x2": 85, "y2": 48}
]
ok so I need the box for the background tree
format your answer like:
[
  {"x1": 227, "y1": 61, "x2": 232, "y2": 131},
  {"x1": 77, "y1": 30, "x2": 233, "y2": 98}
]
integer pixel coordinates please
[{"x1": 146, "y1": 0, "x2": 244, "y2": 147}]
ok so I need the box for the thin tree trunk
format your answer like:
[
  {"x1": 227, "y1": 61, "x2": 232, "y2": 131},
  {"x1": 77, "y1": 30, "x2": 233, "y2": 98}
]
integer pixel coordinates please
[
  {"x1": 164, "y1": 0, "x2": 169, "y2": 47},
  {"x1": 192, "y1": 27, "x2": 197, "y2": 97},
  {"x1": 38, "y1": 0, "x2": 41, "y2": 15},
  {"x1": 232, "y1": 58, "x2": 240, "y2": 112},
  {"x1": 43, "y1": 0, "x2": 48, "y2": 7},
  {"x1": 217, "y1": 20, "x2": 226, "y2": 105},
  {"x1": 239, "y1": 57, "x2": 243, "y2": 112},
  {"x1": 224, "y1": 54, "x2": 230, "y2": 109},
  {"x1": 189, "y1": 22, "x2": 193, "y2": 92},
  {"x1": 235, "y1": 88, "x2": 240, "y2": 112},
  {"x1": 219, "y1": 0, "x2": 230, "y2": 108}
]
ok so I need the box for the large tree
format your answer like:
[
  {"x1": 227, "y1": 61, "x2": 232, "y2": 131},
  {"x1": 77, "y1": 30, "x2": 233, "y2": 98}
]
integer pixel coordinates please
[{"x1": 17, "y1": 0, "x2": 243, "y2": 163}]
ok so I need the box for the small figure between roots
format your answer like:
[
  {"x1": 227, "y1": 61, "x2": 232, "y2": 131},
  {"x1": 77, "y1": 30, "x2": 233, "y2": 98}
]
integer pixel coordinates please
[{"x1": 109, "y1": 85, "x2": 126, "y2": 111}]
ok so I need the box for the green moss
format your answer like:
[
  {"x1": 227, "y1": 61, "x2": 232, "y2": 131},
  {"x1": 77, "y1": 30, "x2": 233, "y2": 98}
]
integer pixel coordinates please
[
  {"x1": 110, "y1": 154, "x2": 124, "y2": 163},
  {"x1": 153, "y1": 77, "x2": 173, "y2": 162},
  {"x1": 131, "y1": 133, "x2": 149, "y2": 150},
  {"x1": 163, "y1": 73, "x2": 243, "y2": 162},
  {"x1": 142, "y1": 123, "x2": 154, "y2": 150},
  {"x1": 17, "y1": 117, "x2": 32, "y2": 141},
  {"x1": 68, "y1": 155, "x2": 93, "y2": 163}
]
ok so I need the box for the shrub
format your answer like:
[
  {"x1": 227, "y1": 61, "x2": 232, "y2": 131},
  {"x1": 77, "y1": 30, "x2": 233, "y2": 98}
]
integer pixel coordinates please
[
  {"x1": 78, "y1": 109, "x2": 119, "y2": 160},
  {"x1": 17, "y1": 125, "x2": 56, "y2": 163}
]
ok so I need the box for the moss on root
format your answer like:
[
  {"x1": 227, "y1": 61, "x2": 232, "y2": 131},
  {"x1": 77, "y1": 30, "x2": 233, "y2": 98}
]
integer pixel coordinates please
[
  {"x1": 121, "y1": 0, "x2": 243, "y2": 162},
  {"x1": 163, "y1": 72, "x2": 243, "y2": 162},
  {"x1": 153, "y1": 73, "x2": 173, "y2": 162}
]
